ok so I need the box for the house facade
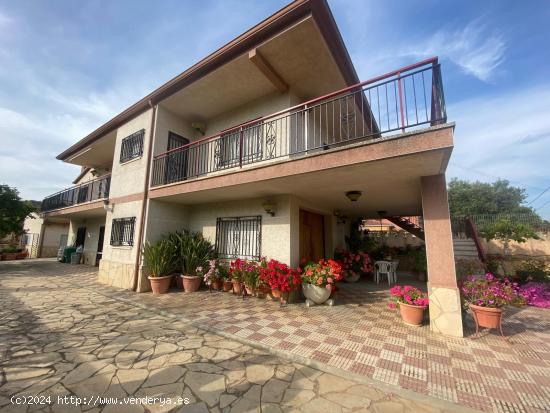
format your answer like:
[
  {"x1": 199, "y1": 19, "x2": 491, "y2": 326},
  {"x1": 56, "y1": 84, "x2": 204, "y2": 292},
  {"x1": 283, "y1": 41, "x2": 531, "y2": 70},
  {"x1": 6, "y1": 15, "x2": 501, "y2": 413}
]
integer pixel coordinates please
[{"x1": 41, "y1": 0, "x2": 463, "y2": 337}]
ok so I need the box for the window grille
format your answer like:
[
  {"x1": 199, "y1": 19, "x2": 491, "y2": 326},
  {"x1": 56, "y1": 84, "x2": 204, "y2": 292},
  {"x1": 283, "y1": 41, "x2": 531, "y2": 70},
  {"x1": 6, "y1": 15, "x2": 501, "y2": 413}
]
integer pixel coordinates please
[
  {"x1": 215, "y1": 216, "x2": 261, "y2": 260},
  {"x1": 120, "y1": 129, "x2": 145, "y2": 163},
  {"x1": 110, "y1": 217, "x2": 136, "y2": 246}
]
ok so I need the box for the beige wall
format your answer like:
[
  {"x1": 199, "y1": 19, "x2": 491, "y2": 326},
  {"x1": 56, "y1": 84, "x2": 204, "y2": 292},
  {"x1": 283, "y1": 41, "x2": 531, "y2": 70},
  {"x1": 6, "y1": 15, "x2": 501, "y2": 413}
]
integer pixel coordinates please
[
  {"x1": 481, "y1": 233, "x2": 550, "y2": 258},
  {"x1": 41, "y1": 224, "x2": 69, "y2": 257},
  {"x1": 153, "y1": 106, "x2": 198, "y2": 157},
  {"x1": 110, "y1": 109, "x2": 153, "y2": 198}
]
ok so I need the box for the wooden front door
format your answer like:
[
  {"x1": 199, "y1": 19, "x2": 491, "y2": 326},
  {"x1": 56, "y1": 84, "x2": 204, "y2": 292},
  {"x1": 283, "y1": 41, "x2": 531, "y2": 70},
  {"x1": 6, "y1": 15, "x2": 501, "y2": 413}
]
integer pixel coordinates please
[{"x1": 299, "y1": 210, "x2": 325, "y2": 263}]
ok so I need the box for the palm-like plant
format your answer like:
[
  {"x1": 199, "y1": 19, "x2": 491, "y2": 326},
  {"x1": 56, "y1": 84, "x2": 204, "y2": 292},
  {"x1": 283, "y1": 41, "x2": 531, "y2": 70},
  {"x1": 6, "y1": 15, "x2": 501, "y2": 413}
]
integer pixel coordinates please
[
  {"x1": 174, "y1": 230, "x2": 215, "y2": 276},
  {"x1": 143, "y1": 239, "x2": 176, "y2": 277}
]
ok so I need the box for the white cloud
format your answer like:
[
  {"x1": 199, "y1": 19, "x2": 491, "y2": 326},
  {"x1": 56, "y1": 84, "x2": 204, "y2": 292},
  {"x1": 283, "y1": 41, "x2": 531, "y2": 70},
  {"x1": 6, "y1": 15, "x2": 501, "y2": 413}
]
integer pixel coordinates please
[
  {"x1": 447, "y1": 85, "x2": 550, "y2": 216},
  {"x1": 401, "y1": 20, "x2": 506, "y2": 82}
]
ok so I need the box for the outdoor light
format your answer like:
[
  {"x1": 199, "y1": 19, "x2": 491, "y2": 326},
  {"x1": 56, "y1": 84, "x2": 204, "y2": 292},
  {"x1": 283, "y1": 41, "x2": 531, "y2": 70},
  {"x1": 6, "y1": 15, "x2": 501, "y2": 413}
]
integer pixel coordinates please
[
  {"x1": 103, "y1": 200, "x2": 114, "y2": 212},
  {"x1": 345, "y1": 191, "x2": 362, "y2": 202},
  {"x1": 262, "y1": 201, "x2": 276, "y2": 216},
  {"x1": 191, "y1": 122, "x2": 206, "y2": 135}
]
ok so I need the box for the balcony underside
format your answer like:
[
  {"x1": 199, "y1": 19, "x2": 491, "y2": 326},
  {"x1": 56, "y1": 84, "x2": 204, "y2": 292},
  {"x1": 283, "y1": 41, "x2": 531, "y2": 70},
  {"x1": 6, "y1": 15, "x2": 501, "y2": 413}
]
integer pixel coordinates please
[
  {"x1": 42, "y1": 200, "x2": 107, "y2": 219},
  {"x1": 149, "y1": 124, "x2": 453, "y2": 217}
]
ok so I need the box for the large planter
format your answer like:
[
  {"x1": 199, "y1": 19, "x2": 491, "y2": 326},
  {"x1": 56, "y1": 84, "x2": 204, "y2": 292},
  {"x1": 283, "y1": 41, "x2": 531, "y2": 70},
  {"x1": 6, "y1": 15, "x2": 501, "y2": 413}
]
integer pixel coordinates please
[
  {"x1": 223, "y1": 280, "x2": 233, "y2": 292},
  {"x1": 149, "y1": 275, "x2": 173, "y2": 295},
  {"x1": 303, "y1": 283, "x2": 333, "y2": 306},
  {"x1": 182, "y1": 275, "x2": 202, "y2": 292},
  {"x1": 3, "y1": 252, "x2": 18, "y2": 261},
  {"x1": 344, "y1": 271, "x2": 360, "y2": 283},
  {"x1": 232, "y1": 280, "x2": 243, "y2": 295},
  {"x1": 399, "y1": 302, "x2": 426, "y2": 326},
  {"x1": 469, "y1": 304, "x2": 504, "y2": 335}
]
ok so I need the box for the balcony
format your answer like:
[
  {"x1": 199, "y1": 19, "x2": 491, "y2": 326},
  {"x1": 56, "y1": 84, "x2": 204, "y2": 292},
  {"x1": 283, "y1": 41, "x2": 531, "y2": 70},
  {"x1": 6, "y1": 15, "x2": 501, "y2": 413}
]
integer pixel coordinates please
[
  {"x1": 151, "y1": 57, "x2": 446, "y2": 188},
  {"x1": 41, "y1": 174, "x2": 111, "y2": 213}
]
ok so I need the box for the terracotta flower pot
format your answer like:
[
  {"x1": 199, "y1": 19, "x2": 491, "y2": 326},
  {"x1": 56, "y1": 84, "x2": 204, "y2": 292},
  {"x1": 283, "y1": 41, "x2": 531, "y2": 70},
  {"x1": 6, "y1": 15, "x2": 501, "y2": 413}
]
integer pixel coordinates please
[
  {"x1": 232, "y1": 280, "x2": 242, "y2": 295},
  {"x1": 3, "y1": 252, "x2": 18, "y2": 261},
  {"x1": 175, "y1": 274, "x2": 184, "y2": 290},
  {"x1": 182, "y1": 275, "x2": 202, "y2": 293},
  {"x1": 245, "y1": 285, "x2": 255, "y2": 296},
  {"x1": 470, "y1": 304, "x2": 503, "y2": 329},
  {"x1": 211, "y1": 279, "x2": 223, "y2": 291},
  {"x1": 399, "y1": 302, "x2": 426, "y2": 326},
  {"x1": 223, "y1": 280, "x2": 233, "y2": 292},
  {"x1": 148, "y1": 275, "x2": 173, "y2": 295},
  {"x1": 271, "y1": 288, "x2": 282, "y2": 299}
]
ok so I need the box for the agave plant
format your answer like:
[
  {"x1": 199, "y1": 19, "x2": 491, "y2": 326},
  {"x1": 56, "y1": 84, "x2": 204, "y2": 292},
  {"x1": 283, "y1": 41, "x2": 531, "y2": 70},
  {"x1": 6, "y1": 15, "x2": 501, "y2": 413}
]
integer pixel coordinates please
[
  {"x1": 174, "y1": 230, "x2": 215, "y2": 276},
  {"x1": 143, "y1": 239, "x2": 176, "y2": 277}
]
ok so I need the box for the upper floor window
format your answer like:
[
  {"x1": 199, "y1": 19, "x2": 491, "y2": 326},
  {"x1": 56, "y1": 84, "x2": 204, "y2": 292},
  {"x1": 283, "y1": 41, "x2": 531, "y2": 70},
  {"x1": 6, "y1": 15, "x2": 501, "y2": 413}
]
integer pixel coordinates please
[
  {"x1": 110, "y1": 217, "x2": 136, "y2": 247},
  {"x1": 215, "y1": 216, "x2": 261, "y2": 260},
  {"x1": 120, "y1": 129, "x2": 145, "y2": 163}
]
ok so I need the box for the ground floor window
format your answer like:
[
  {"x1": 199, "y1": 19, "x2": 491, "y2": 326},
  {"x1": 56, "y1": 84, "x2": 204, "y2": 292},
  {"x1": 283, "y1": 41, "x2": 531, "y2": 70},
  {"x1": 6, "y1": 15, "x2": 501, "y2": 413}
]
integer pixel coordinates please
[
  {"x1": 110, "y1": 217, "x2": 136, "y2": 246},
  {"x1": 215, "y1": 216, "x2": 261, "y2": 260}
]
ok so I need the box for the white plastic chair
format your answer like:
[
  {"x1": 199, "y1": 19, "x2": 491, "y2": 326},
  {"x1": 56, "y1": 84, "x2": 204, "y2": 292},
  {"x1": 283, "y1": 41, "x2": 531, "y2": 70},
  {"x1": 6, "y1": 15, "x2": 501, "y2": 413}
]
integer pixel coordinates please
[
  {"x1": 391, "y1": 260, "x2": 399, "y2": 284},
  {"x1": 375, "y1": 261, "x2": 394, "y2": 286}
]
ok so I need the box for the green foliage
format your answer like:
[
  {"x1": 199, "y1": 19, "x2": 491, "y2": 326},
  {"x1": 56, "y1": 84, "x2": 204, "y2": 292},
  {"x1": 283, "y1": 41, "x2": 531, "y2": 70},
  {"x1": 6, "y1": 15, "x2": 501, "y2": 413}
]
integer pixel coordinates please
[
  {"x1": 345, "y1": 219, "x2": 381, "y2": 254},
  {"x1": 455, "y1": 258, "x2": 486, "y2": 283},
  {"x1": 0, "y1": 185, "x2": 35, "y2": 239},
  {"x1": 409, "y1": 247, "x2": 427, "y2": 273},
  {"x1": 486, "y1": 259, "x2": 500, "y2": 275},
  {"x1": 171, "y1": 230, "x2": 215, "y2": 275},
  {"x1": 479, "y1": 218, "x2": 539, "y2": 244},
  {"x1": 142, "y1": 240, "x2": 177, "y2": 278},
  {"x1": 516, "y1": 259, "x2": 549, "y2": 284},
  {"x1": 448, "y1": 178, "x2": 540, "y2": 219}
]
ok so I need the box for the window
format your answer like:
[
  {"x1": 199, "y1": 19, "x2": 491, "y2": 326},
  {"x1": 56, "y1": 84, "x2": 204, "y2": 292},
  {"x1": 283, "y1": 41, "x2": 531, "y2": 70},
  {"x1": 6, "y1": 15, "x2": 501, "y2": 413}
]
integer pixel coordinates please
[
  {"x1": 110, "y1": 217, "x2": 136, "y2": 246},
  {"x1": 215, "y1": 216, "x2": 261, "y2": 260},
  {"x1": 120, "y1": 129, "x2": 145, "y2": 163},
  {"x1": 215, "y1": 122, "x2": 262, "y2": 169}
]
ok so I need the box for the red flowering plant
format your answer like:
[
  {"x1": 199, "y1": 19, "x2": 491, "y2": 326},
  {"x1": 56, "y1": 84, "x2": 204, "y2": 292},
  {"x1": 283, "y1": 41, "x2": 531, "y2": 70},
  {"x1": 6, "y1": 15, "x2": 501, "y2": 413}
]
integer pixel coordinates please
[
  {"x1": 301, "y1": 259, "x2": 344, "y2": 292},
  {"x1": 334, "y1": 248, "x2": 373, "y2": 278},
  {"x1": 388, "y1": 285, "x2": 429, "y2": 310},
  {"x1": 259, "y1": 258, "x2": 302, "y2": 293},
  {"x1": 461, "y1": 273, "x2": 525, "y2": 309}
]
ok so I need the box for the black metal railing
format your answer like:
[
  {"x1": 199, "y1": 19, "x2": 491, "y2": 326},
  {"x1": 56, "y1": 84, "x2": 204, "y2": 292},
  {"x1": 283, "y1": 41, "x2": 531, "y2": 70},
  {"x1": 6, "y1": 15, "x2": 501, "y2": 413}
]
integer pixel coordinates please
[
  {"x1": 215, "y1": 216, "x2": 262, "y2": 260},
  {"x1": 151, "y1": 57, "x2": 447, "y2": 187},
  {"x1": 41, "y1": 174, "x2": 111, "y2": 212}
]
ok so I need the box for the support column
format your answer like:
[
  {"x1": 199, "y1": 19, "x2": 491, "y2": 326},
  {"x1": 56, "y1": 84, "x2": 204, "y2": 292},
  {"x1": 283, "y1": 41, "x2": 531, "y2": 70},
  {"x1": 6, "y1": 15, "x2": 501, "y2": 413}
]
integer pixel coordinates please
[{"x1": 421, "y1": 174, "x2": 464, "y2": 337}]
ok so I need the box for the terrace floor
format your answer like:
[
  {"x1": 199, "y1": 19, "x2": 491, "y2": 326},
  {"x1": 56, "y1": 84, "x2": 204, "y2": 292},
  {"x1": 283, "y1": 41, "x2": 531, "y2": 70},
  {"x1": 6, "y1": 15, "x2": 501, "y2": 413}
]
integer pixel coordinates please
[{"x1": 3, "y1": 260, "x2": 550, "y2": 413}]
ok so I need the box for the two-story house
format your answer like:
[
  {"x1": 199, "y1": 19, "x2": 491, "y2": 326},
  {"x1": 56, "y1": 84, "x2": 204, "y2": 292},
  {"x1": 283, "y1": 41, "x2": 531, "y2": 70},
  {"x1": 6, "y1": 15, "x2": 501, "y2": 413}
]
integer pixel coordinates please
[{"x1": 42, "y1": 0, "x2": 463, "y2": 337}]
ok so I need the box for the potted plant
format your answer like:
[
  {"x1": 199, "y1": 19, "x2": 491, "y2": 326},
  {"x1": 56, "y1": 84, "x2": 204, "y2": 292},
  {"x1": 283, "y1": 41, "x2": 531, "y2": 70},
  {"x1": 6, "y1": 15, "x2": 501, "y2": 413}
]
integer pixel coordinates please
[
  {"x1": 229, "y1": 258, "x2": 250, "y2": 294},
  {"x1": 219, "y1": 264, "x2": 233, "y2": 292},
  {"x1": 301, "y1": 259, "x2": 343, "y2": 306},
  {"x1": 335, "y1": 249, "x2": 372, "y2": 283},
  {"x1": 143, "y1": 240, "x2": 176, "y2": 295},
  {"x1": 176, "y1": 230, "x2": 215, "y2": 293},
  {"x1": 461, "y1": 273, "x2": 525, "y2": 336},
  {"x1": 2, "y1": 246, "x2": 20, "y2": 261},
  {"x1": 202, "y1": 259, "x2": 223, "y2": 290},
  {"x1": 388, "y1": 285, "x2": 429, "y2": 326},
  {"x1": 242, "y1": 261, "x2": 261, "y2": 295},
  {"x1": 259, "y1": 258, "x2": 302, "y2": 304}
]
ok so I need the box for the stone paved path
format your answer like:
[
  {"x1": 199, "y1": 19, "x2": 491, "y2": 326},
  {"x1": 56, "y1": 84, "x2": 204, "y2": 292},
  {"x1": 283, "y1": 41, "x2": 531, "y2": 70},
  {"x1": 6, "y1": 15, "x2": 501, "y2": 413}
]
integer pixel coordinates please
[{"x1": 0, "y1": 260, "x2": 471, "y2": 413}]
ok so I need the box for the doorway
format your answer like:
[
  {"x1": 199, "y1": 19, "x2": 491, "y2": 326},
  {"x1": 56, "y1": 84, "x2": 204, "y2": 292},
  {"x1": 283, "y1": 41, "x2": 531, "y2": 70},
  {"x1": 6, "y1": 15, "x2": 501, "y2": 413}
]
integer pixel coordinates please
[
  {"x1": 165, "y1": 131, "x2": 189, "y2": 183},
  {"x1": 75, "y1": 227, "x2": 86, "y2": 248},
  {"x1": 95, "y1": 226, "x2": 105, "y2": 266},
  {"x1": 299, "y1": 209, "x2": 325, "y2": 263}
]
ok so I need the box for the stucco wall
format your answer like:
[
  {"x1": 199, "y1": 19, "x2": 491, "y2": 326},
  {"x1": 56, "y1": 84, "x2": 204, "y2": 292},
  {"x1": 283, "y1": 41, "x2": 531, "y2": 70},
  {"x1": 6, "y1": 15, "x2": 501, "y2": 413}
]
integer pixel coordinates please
[
  {"x1": 41, "y1": 223, "x2": 69, "y2": 257},
  {"x1": 153, "y1": 106, "x2": 198, "y2": 157},
  {"x1": 481, "y1": 233, "x2": 550, "y2": 258},
  {"x1": 110, "y1": 109, "x2": 153, "y2": 198},
  {"x1": 188, "y1": 195, "x2": 292, "y2": 265},
  {"x1": 143, "y1": 199, "x2": 189, "y2": 244}
]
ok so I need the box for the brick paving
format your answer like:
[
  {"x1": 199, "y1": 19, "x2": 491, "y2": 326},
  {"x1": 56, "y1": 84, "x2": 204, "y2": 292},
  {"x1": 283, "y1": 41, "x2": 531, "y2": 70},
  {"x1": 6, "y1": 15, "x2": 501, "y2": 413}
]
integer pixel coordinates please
[{"x1": 3, "y1": 260, "x2": 550, "y2": 412}]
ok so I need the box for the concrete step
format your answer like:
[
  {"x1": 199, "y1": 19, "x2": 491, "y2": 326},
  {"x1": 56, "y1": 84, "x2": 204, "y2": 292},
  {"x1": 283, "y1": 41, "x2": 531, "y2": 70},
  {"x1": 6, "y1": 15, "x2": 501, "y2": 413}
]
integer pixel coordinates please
[{"x1": 453, "y1": 238, "x2": 479, "y2": 258}]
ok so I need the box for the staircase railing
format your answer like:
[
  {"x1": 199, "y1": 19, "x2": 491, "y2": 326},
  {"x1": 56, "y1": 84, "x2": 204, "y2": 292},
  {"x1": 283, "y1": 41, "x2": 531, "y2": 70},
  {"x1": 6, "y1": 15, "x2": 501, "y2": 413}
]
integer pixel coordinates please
[{"x1": 465, "y1": 217, "x2": 486, "y2": 263}]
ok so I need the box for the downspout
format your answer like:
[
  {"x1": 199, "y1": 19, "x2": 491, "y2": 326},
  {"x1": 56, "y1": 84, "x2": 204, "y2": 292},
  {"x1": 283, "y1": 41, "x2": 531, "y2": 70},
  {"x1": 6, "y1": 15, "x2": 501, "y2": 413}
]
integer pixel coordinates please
[{"x1": 132, "y1": 100, "x2": 157, "y2": 292}]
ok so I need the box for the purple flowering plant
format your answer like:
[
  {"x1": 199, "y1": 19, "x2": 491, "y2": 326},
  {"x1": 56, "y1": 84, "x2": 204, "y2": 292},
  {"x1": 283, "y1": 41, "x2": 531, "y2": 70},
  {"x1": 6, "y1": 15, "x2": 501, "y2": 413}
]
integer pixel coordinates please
[
  {"x1": 388, "y1": 285, "x2": 429, "y2": 310},
  {"x1": 519, "y1": 282, "x2": 550, "y2": 308},
  {"x1": 461, "y1": 273, "x2": 525, "y2": 309}
]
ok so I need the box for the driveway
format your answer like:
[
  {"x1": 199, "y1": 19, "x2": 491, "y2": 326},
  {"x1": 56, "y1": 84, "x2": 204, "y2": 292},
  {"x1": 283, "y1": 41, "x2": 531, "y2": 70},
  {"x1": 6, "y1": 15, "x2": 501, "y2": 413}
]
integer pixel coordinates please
[{"x1": 0, "y1": 260, "x2": 467, "y2": 413}]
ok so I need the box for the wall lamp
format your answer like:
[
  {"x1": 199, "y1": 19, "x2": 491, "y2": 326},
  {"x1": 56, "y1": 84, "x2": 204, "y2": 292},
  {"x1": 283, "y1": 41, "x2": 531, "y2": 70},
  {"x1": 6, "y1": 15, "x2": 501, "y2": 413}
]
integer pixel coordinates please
[
  {"x1": 345, "y1": 191, "x2": 362, "y2": 202},
  {"x1": 103, "y1": 199, "x2": 114, "y2": 213},
  {"x1": 262, "y1": 200, "x2": 276, "y2": 217}
]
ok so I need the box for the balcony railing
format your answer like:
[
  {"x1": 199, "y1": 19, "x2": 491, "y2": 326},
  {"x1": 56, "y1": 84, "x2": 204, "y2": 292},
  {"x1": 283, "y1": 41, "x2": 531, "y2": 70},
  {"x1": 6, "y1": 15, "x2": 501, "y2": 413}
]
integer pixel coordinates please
[
  {"x1": 151, "y1": 57, "x2": 446, "y2": 187},
  {"x1": 41, "y1": 174, "x2": 111, "y2": 212}
]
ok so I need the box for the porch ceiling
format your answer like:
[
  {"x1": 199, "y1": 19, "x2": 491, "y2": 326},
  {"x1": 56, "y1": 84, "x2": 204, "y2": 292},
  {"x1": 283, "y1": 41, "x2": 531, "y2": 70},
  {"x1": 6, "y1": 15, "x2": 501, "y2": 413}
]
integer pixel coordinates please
[
  {"x1": 43, "y1": 202, "x2": 107, "y2": 220},
  {"x1": 64, "y1": 130, "x2": 116, "y2": 168},
  {"x1": 155, "y1": 148, "x2": 449, "y2": 218},
  {"x1": 161, "y1": 17, "x2": 347, "y2": 122}
]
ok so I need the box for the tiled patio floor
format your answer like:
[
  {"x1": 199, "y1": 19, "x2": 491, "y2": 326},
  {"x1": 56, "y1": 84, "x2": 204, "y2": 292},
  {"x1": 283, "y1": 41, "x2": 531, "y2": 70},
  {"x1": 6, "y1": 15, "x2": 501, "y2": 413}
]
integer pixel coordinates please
[{"x1": 76, "y1": 265, "x2": 549, "y2": 412}]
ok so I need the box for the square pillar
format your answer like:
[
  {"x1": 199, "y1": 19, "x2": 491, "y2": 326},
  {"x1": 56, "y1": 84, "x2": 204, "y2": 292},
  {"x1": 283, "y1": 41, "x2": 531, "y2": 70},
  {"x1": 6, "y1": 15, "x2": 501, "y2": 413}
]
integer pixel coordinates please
[{"x1": 421, "y1": 174, "x2": 464, "y2": 337}]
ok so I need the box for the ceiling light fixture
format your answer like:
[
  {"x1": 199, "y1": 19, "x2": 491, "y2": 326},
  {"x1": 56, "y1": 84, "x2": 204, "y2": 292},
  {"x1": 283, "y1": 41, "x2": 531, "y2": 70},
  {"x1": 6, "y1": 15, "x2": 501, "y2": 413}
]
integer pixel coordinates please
[{"x1": 345, "y1": 191, "x2": 362, "y2": 202}]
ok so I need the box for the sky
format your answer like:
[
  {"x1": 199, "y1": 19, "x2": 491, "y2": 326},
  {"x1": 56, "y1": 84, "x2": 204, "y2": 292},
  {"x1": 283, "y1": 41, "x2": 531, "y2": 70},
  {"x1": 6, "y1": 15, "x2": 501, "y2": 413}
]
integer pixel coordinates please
[{"x1": 0, "y1": 0, "x2": 549, "y2": 218}]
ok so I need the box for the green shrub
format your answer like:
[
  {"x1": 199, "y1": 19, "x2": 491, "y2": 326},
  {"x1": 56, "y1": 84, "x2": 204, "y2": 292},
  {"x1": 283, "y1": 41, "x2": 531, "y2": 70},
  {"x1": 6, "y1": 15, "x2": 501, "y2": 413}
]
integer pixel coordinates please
[
  {"x1": 516, "y1": 259, "x2": 549, "y2": 284},
  {"x1": 143, "y1": 239, "x2": 177, "y2": 277}
]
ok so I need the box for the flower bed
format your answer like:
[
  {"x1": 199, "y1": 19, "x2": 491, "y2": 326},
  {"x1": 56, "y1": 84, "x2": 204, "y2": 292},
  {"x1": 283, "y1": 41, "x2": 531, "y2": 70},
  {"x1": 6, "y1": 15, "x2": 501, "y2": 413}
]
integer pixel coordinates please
[{"x1": 519, "y1": 282, "x2": 550, "y2": 308}]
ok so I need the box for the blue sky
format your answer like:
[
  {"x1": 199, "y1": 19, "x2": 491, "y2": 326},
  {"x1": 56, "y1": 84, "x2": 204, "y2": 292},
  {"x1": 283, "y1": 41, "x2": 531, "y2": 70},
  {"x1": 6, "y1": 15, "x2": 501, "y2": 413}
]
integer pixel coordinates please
[{"x1": 0, "y1": 0, "x2": 549, "y2": 217}]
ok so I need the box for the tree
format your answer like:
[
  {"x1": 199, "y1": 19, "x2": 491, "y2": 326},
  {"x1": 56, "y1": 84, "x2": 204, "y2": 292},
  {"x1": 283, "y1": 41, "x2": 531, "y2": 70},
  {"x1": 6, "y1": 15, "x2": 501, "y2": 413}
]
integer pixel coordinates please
[
  {"x1": 479, "y1": 218, "x2": 540, "y2": 256},
  {"x1": 0, "y1": 185, "x2": 35, "y2": 240},
  {"x1": 447, "y1": 178, "x2": 541, "y2": 220}
]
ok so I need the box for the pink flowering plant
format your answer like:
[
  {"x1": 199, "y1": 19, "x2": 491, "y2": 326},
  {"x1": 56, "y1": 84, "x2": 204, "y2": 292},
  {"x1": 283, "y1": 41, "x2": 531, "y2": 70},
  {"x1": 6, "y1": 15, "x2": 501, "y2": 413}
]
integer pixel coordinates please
[
  {"x1": 301, "y1": 259, "x2": 343, "y2": 292},
  {"x1": 201, "y1": 259, "x2": 221, "y2": 285},
  {"x1": 388, "y1": 285, "x2": 429, "y2": 309},
  {"x1": 461, "y1": 273, "x2": 525, "y2": 309},
  {"x1": 519, "y1": 282, "x2": 550, "y2": 308},
  {"x1": 335, "y1": 249, "x2": 373, "y2": 278}
]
